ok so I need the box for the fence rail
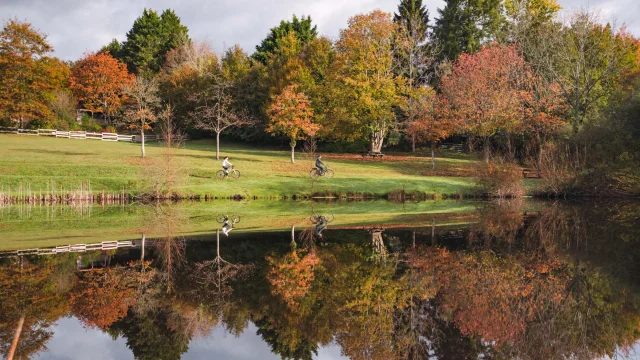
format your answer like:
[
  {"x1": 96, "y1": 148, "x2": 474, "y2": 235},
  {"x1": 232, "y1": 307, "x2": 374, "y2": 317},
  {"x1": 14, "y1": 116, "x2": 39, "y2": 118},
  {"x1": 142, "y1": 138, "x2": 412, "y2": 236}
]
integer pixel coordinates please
[
  {"x1": 0, "y1": 127, "x2": 157, "y2": 143},
  {"x1": 0, "y1": 240, "x2": 145, "y2": 258}
]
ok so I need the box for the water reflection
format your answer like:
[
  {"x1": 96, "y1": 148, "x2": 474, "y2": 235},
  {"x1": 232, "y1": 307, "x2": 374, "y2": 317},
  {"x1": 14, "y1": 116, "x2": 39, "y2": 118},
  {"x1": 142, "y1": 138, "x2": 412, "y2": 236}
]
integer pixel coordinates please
[{"x1": 1, "y1": 200, "x2": 639, "y2": 359}]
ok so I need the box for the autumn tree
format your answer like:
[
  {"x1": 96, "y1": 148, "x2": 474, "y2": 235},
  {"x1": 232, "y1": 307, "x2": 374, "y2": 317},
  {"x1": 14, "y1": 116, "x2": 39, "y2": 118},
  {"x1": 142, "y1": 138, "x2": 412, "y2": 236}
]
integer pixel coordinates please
[
  {"x1": 266, "y1": 85, "x2": 319, "y2": 163},
  {"x1": 406, "y1": 87, "x2": 456, "y2": 169},
  {"x1": 329, "y1": 10, "x2": 402, "y2": 153},
  {"x1": 440, "y1": 44, "x2": 526, "y2": 162},
  {"x1": 124, "y1": 76, "x2": 159, "y2": 158},
  {"x1": 522, "y1": 10, "x2": 639, "y2": 134},
  {"x1": 70, "y1": 52, "x2": 133, "y2": 124},
  {"x1": 0, "y1": 19, "x2": 68, "y2": 128}
]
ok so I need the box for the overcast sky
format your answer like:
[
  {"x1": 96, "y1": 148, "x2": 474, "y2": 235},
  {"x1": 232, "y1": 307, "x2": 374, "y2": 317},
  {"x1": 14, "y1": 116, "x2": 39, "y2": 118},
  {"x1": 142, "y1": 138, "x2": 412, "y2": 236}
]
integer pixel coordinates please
[{"x1": 1, "y1": 0, "x2": 638, "y2": 61}]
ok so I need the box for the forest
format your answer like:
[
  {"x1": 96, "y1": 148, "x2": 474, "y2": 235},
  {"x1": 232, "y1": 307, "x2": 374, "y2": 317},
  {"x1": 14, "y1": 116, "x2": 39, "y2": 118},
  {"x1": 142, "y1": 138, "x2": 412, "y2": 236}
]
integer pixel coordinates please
[{"x1": 1, "y1": 0, "x2": 639, "y2": 197}]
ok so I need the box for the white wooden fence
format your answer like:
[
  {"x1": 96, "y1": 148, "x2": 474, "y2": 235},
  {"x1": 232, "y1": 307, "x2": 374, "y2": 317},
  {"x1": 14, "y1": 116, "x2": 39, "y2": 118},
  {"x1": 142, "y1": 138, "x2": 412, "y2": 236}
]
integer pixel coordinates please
[
  {"x1": 0, "y1": 127, "x2": 157, "y2": 143},
  {"x1": 0, "y1": 240, "x2": 145, "y2": 258}
]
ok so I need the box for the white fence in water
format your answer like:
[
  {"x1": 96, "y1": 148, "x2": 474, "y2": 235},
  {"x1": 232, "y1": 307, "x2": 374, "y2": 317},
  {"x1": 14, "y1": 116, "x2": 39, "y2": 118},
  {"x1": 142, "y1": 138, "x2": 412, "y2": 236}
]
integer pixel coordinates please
[
  {"x1": 0, "y1": 127, "x2": 158, "y2": 143},
  {"x1": 0, "y1": 240, "x2": 145, "y2": 258}
]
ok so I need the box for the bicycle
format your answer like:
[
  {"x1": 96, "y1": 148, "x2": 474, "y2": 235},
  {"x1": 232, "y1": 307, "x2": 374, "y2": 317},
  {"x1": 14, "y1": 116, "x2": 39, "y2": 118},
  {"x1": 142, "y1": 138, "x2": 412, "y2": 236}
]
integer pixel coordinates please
[
  {"x1": 310, "y1": 167, "x2": 334, "y2": 180},
  {"x1": 216, "y1": 215, "x2": 241, "y2": 224},
  {"x1": 216, "y1": 165, "x2": 240, "y2": 180},
  {"x1": 310, "y1": 214, "x2": 334, "y2": 224}
]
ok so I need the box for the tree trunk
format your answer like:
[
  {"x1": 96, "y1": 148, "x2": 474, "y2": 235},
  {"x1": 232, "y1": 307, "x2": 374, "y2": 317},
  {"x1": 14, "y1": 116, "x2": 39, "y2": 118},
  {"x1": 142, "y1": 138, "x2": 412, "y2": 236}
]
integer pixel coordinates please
[
  {"x1": 431, "y1": 142, "x2": 435, "y2": 170},
  {"x1": 7, "y1": 314, "x2": 25, "y2": 360},
  {"x1": 291, "y1": 225, "x2": 295, "y2": 243},
  {"x1": 290, "y1": 143, "x2": 295, "y2": 164},
  {"x1": 431, "y1": 219, "x2": 436, "y2": 246},
  {"x1": 140, "y1": 126, "x2": 146, "y2": 158},
  {"x1": 483, "y1": 138, "x2": 490, "y2": 163},
  {"x1": 215, "y1": 131, "x2": 220, "y2": 160},
  {"x1": 412, "y1": 134, "x2": 416, "y2": 153}
]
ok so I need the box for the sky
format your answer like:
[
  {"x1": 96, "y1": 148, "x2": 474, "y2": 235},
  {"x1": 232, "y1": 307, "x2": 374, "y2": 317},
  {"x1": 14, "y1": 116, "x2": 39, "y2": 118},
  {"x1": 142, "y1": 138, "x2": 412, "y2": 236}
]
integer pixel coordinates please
[{"x1": 0, "y1": 0, "x2": 639, "y2": 61}]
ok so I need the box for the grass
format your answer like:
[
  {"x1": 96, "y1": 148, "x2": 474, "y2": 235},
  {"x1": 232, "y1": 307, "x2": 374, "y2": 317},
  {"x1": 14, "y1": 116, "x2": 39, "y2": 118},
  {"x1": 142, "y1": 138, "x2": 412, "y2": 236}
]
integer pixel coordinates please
[
  {"x1": 0, "y1": 134, "x2": 483, "y2": 198},
  {"x1": 0, "y1": 199, "x2": 484, "y2": 250}
]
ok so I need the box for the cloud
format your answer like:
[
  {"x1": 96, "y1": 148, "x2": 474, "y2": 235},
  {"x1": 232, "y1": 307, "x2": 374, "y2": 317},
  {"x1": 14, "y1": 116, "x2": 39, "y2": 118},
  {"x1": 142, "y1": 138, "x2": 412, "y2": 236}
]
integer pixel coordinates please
[{"x1": 0, "y1": 0, "x2": 637, "y2": 61}]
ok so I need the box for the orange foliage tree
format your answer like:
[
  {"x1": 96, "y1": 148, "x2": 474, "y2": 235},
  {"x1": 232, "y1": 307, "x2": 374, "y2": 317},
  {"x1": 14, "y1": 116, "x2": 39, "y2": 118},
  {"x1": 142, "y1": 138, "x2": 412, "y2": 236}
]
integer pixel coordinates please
[
  {"x1": 266, "y1": 249, "x2": 320, "y2": 307},
  {"x1": 440, "y1": 44, "x2": 527, "y2": 162},
  {"x1": 70, "y1": 52, "x2": 133, "y2": 124},
  {"x1": 267, "y1": 84, "x2": 319, "y2": 163},
  {"x1": 405, "y1": 87, "x2": 456, "y2": 169},
  {"x1": 409, "y1": 247, "x2": 568, "y2": 345},
  {"x1": 0, "y1": 19, "x2": 68, "y2": 128},
  {"x1": 70, "y1": 262, "x2": 154, "y2": 330}
]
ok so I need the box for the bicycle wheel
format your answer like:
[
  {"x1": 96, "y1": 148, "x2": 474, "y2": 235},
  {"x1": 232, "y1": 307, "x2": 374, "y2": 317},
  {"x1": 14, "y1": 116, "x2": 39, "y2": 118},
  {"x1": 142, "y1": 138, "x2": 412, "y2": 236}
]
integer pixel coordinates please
[
  {"x1": 232, "y1": 215, "x2": 241, "y2": 224},
  {"x1": 310, "y1": 214, "x2": 320, "y2": 224},
  {"x1": 310, "y1": 168, "x2": 320, "y2": 180},
  {"x1": 216, "y1": 170, "x2": 226, "y2": 180},
  {"x1": 324, "y1": 169, "x2": 334, "y2": 179},
  {"x1": 231, "y1": 170, "x2": 240, "y2": 179},
  {"x1": 325, "y1": 214, "x2": 335, "y2": 223},
  {"x1": 216, "y1": 215, "x2": 227, "y2": 223}
]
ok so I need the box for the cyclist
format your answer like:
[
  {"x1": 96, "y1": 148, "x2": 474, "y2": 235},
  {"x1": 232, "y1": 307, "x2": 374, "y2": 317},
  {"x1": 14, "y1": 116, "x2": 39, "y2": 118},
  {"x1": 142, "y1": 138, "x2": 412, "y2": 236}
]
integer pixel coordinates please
[
  {"x1": 222, "y1": 156, "x2": 233, "y2": 176},
  {"x1": 315, "y1": 216, "x2": 328, "y2": 238},
  {"x1": 222, "y1": 216, "x2": 234, "y2": 236},
  {"x1": 315, "y1": 155, "x2": 327, "y2": 176}
]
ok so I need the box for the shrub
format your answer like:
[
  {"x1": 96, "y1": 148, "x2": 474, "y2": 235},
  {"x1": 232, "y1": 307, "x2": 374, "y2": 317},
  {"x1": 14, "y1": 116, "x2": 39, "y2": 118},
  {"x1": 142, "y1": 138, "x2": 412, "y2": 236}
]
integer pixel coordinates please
[
  {"x1": 529, "y1": 142, "x2": 582, "y2": 196},
  {"x1": 81, "y1": 116, "x2": 102, "y2": 132},
  {"x1": 475, "y1": 159, "x2": 524, "y2": 198}
]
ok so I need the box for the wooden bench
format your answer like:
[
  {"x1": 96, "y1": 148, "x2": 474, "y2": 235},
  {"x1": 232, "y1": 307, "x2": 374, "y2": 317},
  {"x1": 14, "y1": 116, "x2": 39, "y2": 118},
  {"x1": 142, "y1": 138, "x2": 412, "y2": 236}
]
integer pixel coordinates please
[
  {"x1": 361, "y1": 151, "x2": 385, "y2": 159},
  {"x1": 441, "y1": 143, "x2": 464, "y2": 152},
  {"x1": 522, "y1": 168, "x2": 541, "y2": 179}
]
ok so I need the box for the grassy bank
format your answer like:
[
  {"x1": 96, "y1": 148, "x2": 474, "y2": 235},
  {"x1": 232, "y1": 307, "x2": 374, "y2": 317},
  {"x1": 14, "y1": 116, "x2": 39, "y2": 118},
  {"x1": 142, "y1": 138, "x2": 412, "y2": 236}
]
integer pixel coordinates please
[{"x1": 0, "y1": 134, "x2": 484, "y2": 198}]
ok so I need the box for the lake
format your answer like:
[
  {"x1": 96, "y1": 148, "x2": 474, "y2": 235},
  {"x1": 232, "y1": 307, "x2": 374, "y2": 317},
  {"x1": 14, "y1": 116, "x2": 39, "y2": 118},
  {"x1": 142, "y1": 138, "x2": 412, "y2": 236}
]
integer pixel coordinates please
[{"x1": 1, "y1": 199, "x2": 639, "y2": 360}]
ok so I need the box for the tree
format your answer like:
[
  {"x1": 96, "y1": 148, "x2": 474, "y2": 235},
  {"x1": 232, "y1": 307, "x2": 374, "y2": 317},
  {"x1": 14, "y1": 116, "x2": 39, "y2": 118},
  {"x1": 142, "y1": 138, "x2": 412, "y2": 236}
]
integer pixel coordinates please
[
  {"x1": 440, "y1": 44, "x2": 526, "y2": 162},
  {"x1": 189, "y1": 68, "x2": 256, "y2": 160},
  {"x1": 267, "y1": 85, "x2": 319, "y2": 163},
  {"x1": 394, "y1": 0, "x2": 436, "y2": 85},
  {"x1": 118, "y1": 9, "x2": 189, "y2": 75},
  {"x1": 329, "y1": 10, "x2": 402, "y2": 153},
  {"x1": 406, "y1": 87, "x2": 456, "y2": 169},
  {"x1": 433, "y1": 0, "x2": 504, "y2": 61},
  {"x1": 125, "y1": 76, "x2": 159, "y2": 158},
  {"x1": 523, "y1": 10, "x2": 639, "y2": 134},
  {"x1": 253, "y1": 15, "x2": 318, "y2": 65},
  {"x1": 0, "y1": 19, "x2": 68, "y2": 128},
  {"x1": 70, "y1": 52, "x2": 133, "y2": 125}
]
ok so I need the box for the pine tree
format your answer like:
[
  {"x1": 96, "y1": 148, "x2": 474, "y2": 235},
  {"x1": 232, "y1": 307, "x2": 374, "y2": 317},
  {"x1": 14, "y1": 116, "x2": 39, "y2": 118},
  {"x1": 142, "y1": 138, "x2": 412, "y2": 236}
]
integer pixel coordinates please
[
  {"x1": 394, "y1": 0, "x2": 430, "y2": 43},
  {"x1": 253, "y1": 15, "x2": 317, "y2": 64},
  {"x1": 433, "y1": 0, "x2": 504, "y2": 61},
  {"x1": 119, "y1": 9, "x2": 189, "y2": 75}
]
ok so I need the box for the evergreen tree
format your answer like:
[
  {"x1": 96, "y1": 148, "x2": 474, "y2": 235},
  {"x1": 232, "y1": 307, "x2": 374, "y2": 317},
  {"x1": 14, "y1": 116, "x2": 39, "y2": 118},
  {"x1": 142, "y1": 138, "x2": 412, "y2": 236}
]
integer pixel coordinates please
[
  {"x1": 118, "y1": 9, "x2": 189, "y2": 76},
  {"x1": 101, "y1": 38, "x2": 123, "y2": 59},
  {"x1": 433, "y1": 0, "x2": 504, "y2": 61},
  {"x1": 252, "y1": 15, "x2": 317, "y2": 64},
  {"x1": 394, "y1": 0, "x2": 430, "y2": 43}
]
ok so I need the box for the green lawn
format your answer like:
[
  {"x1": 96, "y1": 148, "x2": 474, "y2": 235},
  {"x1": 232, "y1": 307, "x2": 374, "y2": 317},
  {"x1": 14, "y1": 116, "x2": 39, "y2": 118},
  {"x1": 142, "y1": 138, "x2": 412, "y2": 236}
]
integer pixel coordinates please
[{"x1": 0, "y1": 134, "x2": 483, "y2": 198}]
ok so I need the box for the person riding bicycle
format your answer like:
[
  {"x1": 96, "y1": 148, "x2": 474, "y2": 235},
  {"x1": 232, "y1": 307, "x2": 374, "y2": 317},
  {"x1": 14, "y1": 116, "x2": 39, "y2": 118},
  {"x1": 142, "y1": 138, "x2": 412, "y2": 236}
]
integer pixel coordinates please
[
  {"x1": 315, "y1": 216, "x2": 328, "y2": 238},
  {"x1": 315, "y1": 155, "x2": 327, "y2": 175},
  {"x1": 222, "y1": 156, "x2": 233, "y2": 176},
  {"x1": 222, "y1": 216, "x2": 234, "y2": 236}
]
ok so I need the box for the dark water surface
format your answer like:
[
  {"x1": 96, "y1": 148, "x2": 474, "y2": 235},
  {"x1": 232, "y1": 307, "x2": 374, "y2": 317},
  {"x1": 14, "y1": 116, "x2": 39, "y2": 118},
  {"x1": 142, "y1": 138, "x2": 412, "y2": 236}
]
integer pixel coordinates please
[{"x1": 1, "y1": 200, "x2": 639, "y2": 360}]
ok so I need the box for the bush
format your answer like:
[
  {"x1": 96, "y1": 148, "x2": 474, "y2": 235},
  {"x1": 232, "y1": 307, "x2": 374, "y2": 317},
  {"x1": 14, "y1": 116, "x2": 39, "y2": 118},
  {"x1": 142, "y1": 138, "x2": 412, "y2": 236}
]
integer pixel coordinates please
[
  {"x1": 529, "y1": 142, "x2": 582, "y2": 196},
  {"x1": 319, "y1": 140, "x2": 368, "y2": 153},
  {"x1": 81, "y1": 116, "x2": 102, "y2": 132},
  {"x1": 475, "y1": 159, "x2": 524, "y2": 197}
]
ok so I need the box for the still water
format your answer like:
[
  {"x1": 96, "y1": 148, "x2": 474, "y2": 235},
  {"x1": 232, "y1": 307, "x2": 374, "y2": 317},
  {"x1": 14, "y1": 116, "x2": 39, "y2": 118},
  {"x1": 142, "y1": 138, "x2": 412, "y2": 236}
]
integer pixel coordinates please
[{"x1": 1, "y1": 199, "x2": 639, "y2": 360}]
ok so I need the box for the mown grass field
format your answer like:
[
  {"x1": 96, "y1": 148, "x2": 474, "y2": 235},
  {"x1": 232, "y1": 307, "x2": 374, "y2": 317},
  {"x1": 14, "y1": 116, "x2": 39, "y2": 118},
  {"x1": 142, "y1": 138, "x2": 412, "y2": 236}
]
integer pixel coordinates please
[{"x1": 0, "y1": 134, "x2": 486, "y2": 198}]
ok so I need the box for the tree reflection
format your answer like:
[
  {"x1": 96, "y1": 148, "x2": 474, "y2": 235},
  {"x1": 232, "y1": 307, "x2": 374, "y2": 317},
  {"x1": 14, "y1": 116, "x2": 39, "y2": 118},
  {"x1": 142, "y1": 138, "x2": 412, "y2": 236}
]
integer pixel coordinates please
[{"x1": 1, "y1": 201, "x2": 639, "y2": 359}]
